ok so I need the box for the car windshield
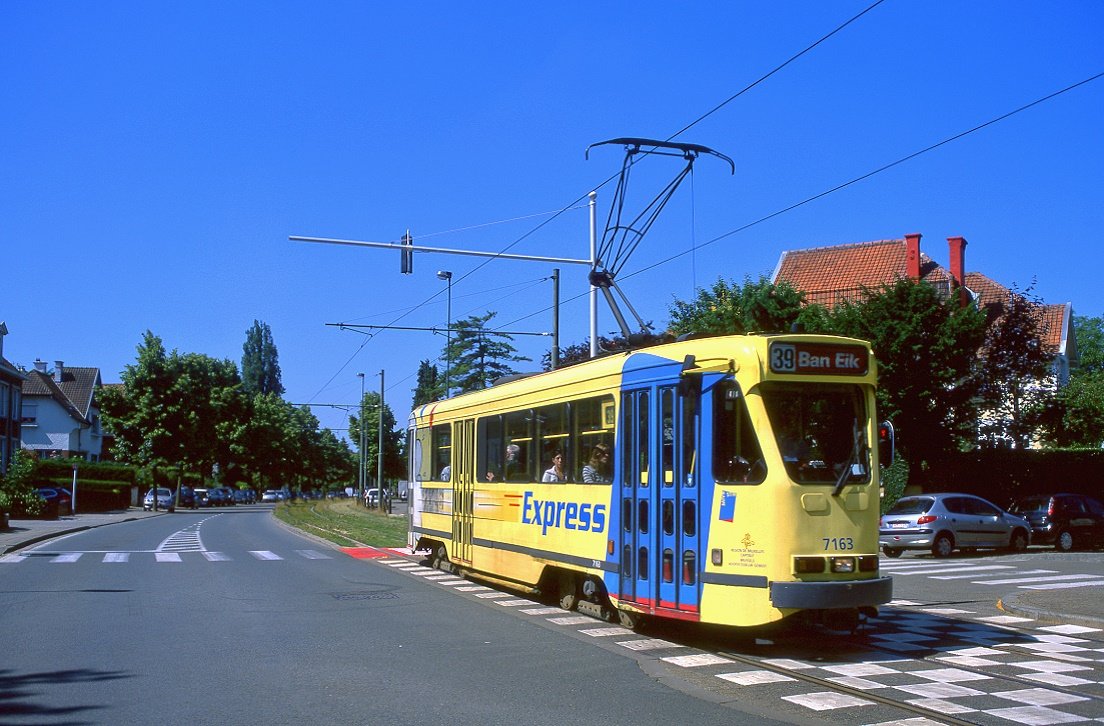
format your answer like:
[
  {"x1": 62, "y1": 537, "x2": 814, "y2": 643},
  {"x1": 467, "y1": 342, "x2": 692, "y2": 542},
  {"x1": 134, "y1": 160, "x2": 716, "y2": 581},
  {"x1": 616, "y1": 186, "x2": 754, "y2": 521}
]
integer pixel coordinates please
[
  {"x1": 1009, "y1": 497, "x2": 1049, "y2": 514},
  {"x1": 888, "y1": 497, "x2": 935, "y2": 515}
]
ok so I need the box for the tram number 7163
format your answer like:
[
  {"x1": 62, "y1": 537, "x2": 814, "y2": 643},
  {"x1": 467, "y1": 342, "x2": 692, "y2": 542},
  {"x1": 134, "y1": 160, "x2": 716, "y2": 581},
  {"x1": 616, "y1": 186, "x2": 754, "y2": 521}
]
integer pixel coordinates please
[{"x1": 823, "y1": 537, "x2": 855, "y2": 551}]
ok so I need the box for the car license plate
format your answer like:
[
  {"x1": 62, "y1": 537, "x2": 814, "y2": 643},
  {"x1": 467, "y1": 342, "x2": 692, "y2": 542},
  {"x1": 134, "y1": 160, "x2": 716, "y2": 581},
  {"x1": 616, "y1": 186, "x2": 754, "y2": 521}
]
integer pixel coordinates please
[{"x1": 891, "y1": 522, "x2": 908, "y2": 529}]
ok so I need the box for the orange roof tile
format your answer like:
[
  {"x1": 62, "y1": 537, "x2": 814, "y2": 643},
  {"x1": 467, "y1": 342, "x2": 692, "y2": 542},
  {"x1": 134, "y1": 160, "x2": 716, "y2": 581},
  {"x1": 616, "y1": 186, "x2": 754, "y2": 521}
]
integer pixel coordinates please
[{"x1": 775, "y1": 238, "x2": 953, "y2": 306}]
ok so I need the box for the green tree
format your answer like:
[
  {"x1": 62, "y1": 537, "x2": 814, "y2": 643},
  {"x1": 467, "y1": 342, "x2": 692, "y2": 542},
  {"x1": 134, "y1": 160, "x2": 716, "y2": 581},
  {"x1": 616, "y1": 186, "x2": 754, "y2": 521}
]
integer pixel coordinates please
[
  {"x1": 228, "y1": 393, "x2": 300, "y2": 488},
  {"x1": 1035, "y1": 371, "x2": 1104, "y2": 448},
  {"x1": 100, "y1": 331, "x2": 178, "y2": 468},
  {"x1": 169, "y1": 352, "x2": 245, "y2": 479},
  {"x1": 241, "y1": 320, "x2": 284, "y2": 396},
  {"x1": 348, "y1": 392, "x2": 405, "y2": 484},
  {"x1": 412, "y1": 359, "x2": 441, "y2": 406},
  {"x1": 975, "y1": 283, "x2": 1055, "y2": 449},
  {"x1": 316, "y1": 426, "x2": 357, "y2": 489},
  {"x1": 1074, "y1": 315, "x2": 1104, "y2": 374},
  {"x1": 446, "y1": 312, "x2": 530, "y2": 392},
  {"x1": 668, "y1": 276, "x2": 821, "y2": 336},
  {"x1": 100, "y1": 331, "x2": 247, "y2": 479},
  {"x1": 828, "y1": 279, "x2": 987, "y2": 468},
  {"x1": 1034, "y1": 315, "x2": 1104, "y2": 448}
]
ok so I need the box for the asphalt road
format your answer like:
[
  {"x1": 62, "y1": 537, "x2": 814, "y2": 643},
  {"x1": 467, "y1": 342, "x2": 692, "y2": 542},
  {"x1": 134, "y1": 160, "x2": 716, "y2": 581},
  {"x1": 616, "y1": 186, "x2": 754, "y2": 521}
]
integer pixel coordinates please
[{"x1": 0, "y1": 509, "x2": 793, "y2": 726}]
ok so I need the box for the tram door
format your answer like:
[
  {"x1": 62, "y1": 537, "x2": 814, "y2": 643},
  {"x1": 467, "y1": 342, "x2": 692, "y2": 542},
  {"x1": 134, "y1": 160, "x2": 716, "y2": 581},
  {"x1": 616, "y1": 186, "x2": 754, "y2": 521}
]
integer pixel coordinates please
[
  {"x1": 619, "y1": 386, "x2": 701, "y2": 613},
  {"x1": 452, "y1": 419, "x2": 474, "y2": 565}
]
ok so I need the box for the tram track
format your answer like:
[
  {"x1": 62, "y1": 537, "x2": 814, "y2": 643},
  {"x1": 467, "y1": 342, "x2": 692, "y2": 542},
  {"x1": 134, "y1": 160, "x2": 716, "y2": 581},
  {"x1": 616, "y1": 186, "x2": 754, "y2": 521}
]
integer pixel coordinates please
[{"x1": 420, "y1": 553, "x2": 1104, "y2": 723}]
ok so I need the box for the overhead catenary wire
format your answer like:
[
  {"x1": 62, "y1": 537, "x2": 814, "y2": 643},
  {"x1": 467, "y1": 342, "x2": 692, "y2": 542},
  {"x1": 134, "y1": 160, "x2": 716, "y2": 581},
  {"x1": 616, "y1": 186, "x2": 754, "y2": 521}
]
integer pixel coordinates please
[
  {"x1": 496, "y1": 71, "x2": 1104, "y2": 331},
  {"x1": 309, "y1": 2, "x2": 893, "y2": 401}
]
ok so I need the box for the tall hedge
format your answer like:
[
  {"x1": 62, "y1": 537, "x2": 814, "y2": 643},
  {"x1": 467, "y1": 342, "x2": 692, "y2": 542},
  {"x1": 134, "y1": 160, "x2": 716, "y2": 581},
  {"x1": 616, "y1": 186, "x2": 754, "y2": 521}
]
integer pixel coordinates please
[{"x1": 909, "y1": 449, "x2": 1104, "y2": 507}]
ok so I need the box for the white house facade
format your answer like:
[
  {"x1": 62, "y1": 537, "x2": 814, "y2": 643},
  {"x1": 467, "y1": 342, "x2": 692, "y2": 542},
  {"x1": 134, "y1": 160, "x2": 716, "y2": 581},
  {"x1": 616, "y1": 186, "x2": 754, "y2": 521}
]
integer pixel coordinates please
[{"x1": 21, "y1": 360, "x2": 103, "y2": 461}]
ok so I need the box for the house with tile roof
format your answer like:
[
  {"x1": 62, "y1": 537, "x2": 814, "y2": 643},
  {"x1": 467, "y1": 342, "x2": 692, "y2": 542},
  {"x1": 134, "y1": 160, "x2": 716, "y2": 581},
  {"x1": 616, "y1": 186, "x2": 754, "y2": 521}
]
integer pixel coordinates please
[
  {"x1": 772, "y1": 232, "x2": 1077, "y2": 386},
  {"x1": 0, "y1": 322, "x2": 26, "y2": 475},
  {"x1": 20, "y1": 359, "x2": 105, "y2": 461}
]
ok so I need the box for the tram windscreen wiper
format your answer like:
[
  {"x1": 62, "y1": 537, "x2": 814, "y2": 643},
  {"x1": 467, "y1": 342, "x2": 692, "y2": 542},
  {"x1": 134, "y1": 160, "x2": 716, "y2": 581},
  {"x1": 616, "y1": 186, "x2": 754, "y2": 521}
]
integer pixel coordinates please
[{"x1": 832, "y1": 419, "x2": 868, "y2": 497}]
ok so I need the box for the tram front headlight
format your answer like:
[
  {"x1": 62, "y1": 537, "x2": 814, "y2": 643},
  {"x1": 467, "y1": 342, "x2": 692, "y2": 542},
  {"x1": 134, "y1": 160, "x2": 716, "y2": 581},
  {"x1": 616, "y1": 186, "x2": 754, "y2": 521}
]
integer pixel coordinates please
[{"x1": 830, "y1": 557, "x2": 856, "y2": 573}]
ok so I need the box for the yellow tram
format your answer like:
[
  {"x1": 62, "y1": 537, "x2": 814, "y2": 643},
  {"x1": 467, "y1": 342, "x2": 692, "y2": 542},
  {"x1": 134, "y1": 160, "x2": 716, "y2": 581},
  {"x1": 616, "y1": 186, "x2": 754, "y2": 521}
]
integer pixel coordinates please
[{"x1": 408, "y1": 333, "x2": 892, "y2": 629}]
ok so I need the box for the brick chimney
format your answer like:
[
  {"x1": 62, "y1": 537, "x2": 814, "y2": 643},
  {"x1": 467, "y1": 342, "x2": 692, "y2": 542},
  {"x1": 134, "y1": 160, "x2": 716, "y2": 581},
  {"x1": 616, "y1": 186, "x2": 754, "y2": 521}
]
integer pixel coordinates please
[
  {"x1": 947, "y1": 236, "x2": 968, "y2": 307},
  {"x1": 35, "y1": 359, "x2": 47, "y2": 374},
  {"x1": 54, "y1": 360, "x2": 64, "y2": 383},
  {"x1": 905, "y1": 233, "x2": 922, "y2": 280}
]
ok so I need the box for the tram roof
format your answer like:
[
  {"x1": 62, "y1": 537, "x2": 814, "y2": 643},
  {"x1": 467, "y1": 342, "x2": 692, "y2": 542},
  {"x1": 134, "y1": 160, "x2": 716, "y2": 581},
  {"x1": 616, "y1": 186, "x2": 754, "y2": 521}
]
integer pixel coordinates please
[{"x1": 410, "y1": 332, "x2": 873, "y2": 423}]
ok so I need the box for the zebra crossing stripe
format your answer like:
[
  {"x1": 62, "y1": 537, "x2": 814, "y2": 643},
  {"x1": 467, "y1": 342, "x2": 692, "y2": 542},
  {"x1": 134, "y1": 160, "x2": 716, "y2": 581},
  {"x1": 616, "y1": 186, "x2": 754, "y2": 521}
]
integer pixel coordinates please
[
  {"x1": 203, "y1": 552, "x2": 231, "y2": 561},
  {"x1": 977, "y1": 573, "x2": 1103, "y2": 586},
  {"x1": 249, "y1": 550, "x2": 283, "y2": 560},
  {"x1": 155, "y1": 552, "x2": 182, "y2": 562},
  {"x1": 103, "y1": 553, "x2": 129, "y2": 563},
  {"x1": 1020, "y1": 580, "x2": 1104, "y2": 590},
  {"x1": 51, "y1": 553, "x2": 82, "y2": 563},
  {"x1": 0, "y1": 554, "x2": 26, "y2": 563}
]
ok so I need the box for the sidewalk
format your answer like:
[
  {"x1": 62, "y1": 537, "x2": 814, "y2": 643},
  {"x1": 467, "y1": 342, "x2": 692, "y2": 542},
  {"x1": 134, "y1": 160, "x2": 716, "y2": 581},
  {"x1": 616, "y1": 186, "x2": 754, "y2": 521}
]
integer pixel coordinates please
[
  {"x1": 998, "y1": 587, "x2": 1104, "y2": 630},
  {"x1": 2, "y1": 510, "x2": 1101, "y2": 631},
  {"x1": 0, "y1": 508, "x2": 167, "y2": 555}
]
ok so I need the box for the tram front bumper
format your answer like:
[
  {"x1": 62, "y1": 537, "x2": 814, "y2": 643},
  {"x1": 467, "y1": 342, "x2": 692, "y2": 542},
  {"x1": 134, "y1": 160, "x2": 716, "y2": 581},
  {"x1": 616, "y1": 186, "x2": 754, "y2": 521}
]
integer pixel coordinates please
[{"x1": 770, "y1": 576, "x2": 892, "y2": 610}]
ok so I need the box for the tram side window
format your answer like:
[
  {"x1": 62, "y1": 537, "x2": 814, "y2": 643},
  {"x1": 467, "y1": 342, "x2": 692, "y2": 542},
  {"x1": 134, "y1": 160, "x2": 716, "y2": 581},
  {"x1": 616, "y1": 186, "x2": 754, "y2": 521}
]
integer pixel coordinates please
[
  {"x1": 504, "y1": 409, "x2": 533, "y2": 481},
  {"x1": 413, "y1": 426, "x2": 434, "y2": 482},
  {"x1": 682, "y1": 386, "x2": 699, "y2": 487},
  {"x1": 536, "y1": 403, "x2": 571, "y2": 482},
  {"x1": 713, "y1": 380, "x2": 766, "y2": 485},
  {"x1": 478, "y1": 415, "x2": 504, "y2": 482},
  {"x1": 432, "y1": 424, "x2": 451, "y2": 480},
  {"x1": 479, "y1": 411, "x2": 534, "y2": 482},
  {"x1": 575, "y1": 396, "x2": 613, "y2": 484}
]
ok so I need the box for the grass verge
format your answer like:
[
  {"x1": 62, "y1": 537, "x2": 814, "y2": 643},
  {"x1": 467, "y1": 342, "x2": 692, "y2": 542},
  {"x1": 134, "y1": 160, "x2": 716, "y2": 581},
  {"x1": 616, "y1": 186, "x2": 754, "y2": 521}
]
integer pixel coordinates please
[{"x1": 273, "y1": 497, "x2": 408, "y2": 548}]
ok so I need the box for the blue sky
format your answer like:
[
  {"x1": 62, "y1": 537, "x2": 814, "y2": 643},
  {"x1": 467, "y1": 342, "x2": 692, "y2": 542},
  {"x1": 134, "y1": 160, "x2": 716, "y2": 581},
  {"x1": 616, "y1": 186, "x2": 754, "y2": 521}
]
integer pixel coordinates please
[{"x1": 3, "y1": 1, "x2": 1101, "y2": 441}]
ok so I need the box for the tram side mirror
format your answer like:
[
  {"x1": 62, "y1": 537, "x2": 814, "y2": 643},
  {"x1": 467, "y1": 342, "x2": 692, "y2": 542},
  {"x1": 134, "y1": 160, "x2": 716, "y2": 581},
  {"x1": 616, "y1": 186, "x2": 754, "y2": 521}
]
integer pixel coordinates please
[
  {"x1": 877, "y1": 421, "x2": 895, "y2": 467},
  {"x1": 678, "y1": 355, "x2": 701, "y2": 398}
]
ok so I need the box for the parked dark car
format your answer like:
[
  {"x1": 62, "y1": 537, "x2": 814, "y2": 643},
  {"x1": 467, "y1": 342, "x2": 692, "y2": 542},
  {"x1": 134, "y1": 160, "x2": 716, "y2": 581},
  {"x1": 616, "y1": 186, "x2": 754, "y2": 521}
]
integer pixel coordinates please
[
  {"x1": 216, "y1": 487, "x2": 236, "y2": 506},
  {"x1": 37, "y1": 487, "x2": 73, "y2": 518},
  {"x1": 880, "y1": 492, "x2": 1031, "y2": 558},
  {"x1": 194, "y1": 488, "x2": 210, "y2": 507},
  {"x1": 177, "y1": 486, "x2": 197, "y2": 509},
  {"x1": 1008, "y1": 493, "x2": 1104, "y2": 552},
  {"x1": 206, "y1": 488, "x2": 227, "y2": 507}
]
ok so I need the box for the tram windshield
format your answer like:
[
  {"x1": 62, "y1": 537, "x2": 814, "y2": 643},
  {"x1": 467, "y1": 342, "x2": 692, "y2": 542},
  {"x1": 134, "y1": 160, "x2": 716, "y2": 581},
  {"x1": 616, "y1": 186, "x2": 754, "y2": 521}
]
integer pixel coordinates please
[{"x1": 760, "y1": 382, "x2": 870, "y2": 485}]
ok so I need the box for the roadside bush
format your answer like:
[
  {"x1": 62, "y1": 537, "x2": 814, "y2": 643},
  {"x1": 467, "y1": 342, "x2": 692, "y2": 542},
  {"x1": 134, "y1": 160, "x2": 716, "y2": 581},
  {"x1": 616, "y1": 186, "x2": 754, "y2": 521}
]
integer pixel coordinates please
[
  {"x1": 1, "y1": 450, "x2": 45, "y2": 518},
  {"x1": 879, "y1": 457, "x2": 909, "y2": 514}
]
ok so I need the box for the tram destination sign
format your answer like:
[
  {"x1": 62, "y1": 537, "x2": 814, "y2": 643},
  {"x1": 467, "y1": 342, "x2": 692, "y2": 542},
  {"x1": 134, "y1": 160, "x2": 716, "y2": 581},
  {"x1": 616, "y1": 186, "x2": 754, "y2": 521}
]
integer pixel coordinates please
[{"x1": 769, "y1": 342, "x2": 869, "y2": 376}]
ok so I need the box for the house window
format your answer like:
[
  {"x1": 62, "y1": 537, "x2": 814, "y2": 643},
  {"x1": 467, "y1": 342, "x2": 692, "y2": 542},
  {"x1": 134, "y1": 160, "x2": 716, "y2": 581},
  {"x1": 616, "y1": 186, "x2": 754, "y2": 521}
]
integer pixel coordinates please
[{"x1": 21, "y1": 403, "x2": 37, "y2": 425}]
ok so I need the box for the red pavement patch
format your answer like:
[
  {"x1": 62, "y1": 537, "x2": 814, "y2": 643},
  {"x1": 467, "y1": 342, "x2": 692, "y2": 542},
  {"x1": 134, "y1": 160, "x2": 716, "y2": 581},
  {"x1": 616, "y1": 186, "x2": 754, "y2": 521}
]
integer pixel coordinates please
[{"x1": 341, "y1": 547, "x2": 388, "y2": 559}]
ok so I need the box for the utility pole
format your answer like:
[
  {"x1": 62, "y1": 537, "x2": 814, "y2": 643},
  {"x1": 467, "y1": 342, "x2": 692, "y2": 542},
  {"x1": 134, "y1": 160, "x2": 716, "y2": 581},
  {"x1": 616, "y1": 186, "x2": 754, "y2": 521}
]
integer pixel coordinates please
[
  {"x1": 357, "y1": 372, "x2": 366, "y2": 503},
  {"x1": 378, "y1": 369, "x2": 387, "y2": 514},
  {"x1": 551, "y1": 268, "x2": 560, "y2": 369},
  {"x1": 589, "y1": 191, "x2": 598, "y2": 358}
]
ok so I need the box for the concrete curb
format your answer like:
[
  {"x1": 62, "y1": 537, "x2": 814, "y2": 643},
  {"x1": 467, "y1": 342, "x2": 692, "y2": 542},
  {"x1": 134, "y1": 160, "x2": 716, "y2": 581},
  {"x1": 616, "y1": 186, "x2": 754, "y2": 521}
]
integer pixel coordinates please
[{"x1": 998, "y1": 591, "x2": 1104, "y2": 630}]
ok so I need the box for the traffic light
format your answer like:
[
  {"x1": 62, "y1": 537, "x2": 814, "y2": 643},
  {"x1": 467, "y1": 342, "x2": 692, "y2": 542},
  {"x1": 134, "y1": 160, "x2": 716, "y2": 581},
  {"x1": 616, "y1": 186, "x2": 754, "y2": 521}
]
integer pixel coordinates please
[
  {"x1": 400, "y1": 231, "x2": 413, "y2": 274},
  {"x1": 877, "y1": 420, "x2": 895, "y2": 466}
]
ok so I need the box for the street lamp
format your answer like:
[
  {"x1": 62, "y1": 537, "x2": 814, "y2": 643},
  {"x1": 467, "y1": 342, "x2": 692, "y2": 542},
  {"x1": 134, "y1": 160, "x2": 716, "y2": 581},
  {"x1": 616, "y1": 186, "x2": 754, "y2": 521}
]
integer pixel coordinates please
[
  {"x1": 436, "y1": 270, "x2": 452, "y2": 398},
  {"x1": 357, "y1": 372, "x2": 366, "y2": 503}
]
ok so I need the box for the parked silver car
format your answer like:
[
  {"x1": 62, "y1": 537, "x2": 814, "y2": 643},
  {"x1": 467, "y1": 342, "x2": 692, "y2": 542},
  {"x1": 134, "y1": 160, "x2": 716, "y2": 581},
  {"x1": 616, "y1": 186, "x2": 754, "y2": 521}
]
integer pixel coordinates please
[
  {"x1": 143, "y1": 487, "x2": 174, "y2": 511},
  {"x1": 880, "y1": 493, "x2": 1030, "y2": 558}
]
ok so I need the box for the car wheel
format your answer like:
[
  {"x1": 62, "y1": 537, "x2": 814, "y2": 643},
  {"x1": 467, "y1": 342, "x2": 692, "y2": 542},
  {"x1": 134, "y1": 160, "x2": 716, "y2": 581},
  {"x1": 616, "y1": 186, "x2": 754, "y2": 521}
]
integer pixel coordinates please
[
  {"x1": 882, "y1": 546, "x2": 903, "y2": 558},
  {"x1": 1008, "y1": 529, "x2": 1028, "y2": 553},
  {"x1": 932, "y1": 533, "x2": 955, "y2": 558},
  {"x1": 1056, "y1": 530, "x2": 1074, "y2": 552}
]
